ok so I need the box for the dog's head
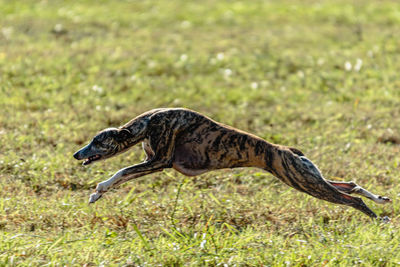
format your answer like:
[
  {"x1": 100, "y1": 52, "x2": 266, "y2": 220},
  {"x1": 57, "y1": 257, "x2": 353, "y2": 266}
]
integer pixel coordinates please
[{"x1": 73, "y1": 127, "x2": 133, "y2": 165}]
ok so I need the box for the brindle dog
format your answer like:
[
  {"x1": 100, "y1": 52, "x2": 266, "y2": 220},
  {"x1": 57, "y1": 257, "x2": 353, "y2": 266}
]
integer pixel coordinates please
[{"x1": 73, "y1": 108, "x2": 391, "y2": 219}]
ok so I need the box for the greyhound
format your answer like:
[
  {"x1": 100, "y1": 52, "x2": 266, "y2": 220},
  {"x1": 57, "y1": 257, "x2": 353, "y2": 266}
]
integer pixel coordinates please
[{"x1": 73, "y1": 108, "x2": 391, "y2": 219}]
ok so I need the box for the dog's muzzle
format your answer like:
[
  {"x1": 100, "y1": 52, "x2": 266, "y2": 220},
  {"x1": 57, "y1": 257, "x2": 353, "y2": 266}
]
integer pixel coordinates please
[
  {"x1": 73, "y1": 150, "x2": 82, "y2": 160},
  {"x1": 73, "y1": 144, "x2": 90, "y2": 160},
  {"x1": 73, "y1": 144, "x2": 103, "y2": 165}
]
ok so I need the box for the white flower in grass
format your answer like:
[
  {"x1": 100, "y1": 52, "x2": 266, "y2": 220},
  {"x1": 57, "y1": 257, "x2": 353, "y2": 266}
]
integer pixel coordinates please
[
  {"x1": 147, "y1": 60, "x2": 157, "y2": 68},
  {"x1": 354, "y1": 58, "x2": 363, "y2": 72},
  {"x1": 200, "y1": 239, "x2": 206, "y2": 249},
  {"x1": 251, "y1": 82, "x2": 258, "y2": 90},
  {"x1": 92, "y1": 85, "x2": 103, "y2": 93},
  {"x1": 344, "y1": 61, "x2": 352, "y2": 71},
  {"x1": 200, "y1": 233, "x2": 207, "y2": 248},
  {"x1": 1, "y1": 27, "x2": 13, "y2": 40},
  {"x1": 217, "y1": 52, "x2": 225, "y2": 61},
  {"x1": 54, "y1": 24, "x2": 63, "y2": 33},
  {"x1": 223, "y1": 68, "x2": 232, "y2": 78},
  {"x1": 181, "y1": 20, "x2": 192, "y2": 29},
  {"x1": 180, "y1": 54, "x2": 188, "y2": 62}
]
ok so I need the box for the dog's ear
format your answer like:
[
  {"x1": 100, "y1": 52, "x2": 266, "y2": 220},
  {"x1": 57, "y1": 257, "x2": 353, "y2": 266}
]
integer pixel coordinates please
[
  {"x1": 116, "y1": 128, "x2": 133, "y2": 142},
  {"x1": 289, "y1": 147, "x2": 304, "y2": 156}
]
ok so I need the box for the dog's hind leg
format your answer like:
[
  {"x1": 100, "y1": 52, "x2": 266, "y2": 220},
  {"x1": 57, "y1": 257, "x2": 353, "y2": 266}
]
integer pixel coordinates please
[
  {"x1": 327, "y1": 180, "x2": 391, "y2": 204},
  {"x1": 275, "y1": 152, "x2": 381, "y2": 219}
]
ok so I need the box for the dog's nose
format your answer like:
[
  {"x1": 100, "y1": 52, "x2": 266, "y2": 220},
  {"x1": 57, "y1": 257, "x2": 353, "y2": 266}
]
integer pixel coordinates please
[{"x1": 73, "y1": 151, "x2": 81, "y2": 160}]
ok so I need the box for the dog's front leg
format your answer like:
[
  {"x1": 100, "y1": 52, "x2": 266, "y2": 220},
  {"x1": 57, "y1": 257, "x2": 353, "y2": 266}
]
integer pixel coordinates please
[{"x1": 89, "y1": 160, "x2": 166, "y2": 203}]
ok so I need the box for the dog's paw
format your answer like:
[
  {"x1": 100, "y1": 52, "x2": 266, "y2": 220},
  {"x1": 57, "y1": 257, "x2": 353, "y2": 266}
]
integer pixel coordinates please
[
  {"x1": 377, "y1": 196, "x2": 392, "y2": 204},
  {"x1": 89, "y1": 192, "x2": 103, "y2": 204},
  {"x1": 380, "y1": 216, "x2": 391, "y2": 223},
  {"x1": 95, "y1": 181, "x2": 109, "y2": 193}
]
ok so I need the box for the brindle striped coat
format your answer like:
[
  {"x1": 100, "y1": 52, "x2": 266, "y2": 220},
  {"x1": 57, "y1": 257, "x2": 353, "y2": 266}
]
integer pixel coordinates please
[{"x1": 73, "y1": 108, "x2": 391, "y2": 219}]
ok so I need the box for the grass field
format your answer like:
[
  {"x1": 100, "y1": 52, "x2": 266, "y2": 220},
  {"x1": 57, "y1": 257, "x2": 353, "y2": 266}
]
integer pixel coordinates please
[{"x1": 1, "y1": 0, "x2": 400, "y2": 265}]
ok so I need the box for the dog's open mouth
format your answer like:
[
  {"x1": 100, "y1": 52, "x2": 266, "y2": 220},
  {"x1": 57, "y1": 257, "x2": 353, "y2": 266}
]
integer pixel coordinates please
[{"x1": 83, "y1": 154, "x2": 102, "y2": 165}]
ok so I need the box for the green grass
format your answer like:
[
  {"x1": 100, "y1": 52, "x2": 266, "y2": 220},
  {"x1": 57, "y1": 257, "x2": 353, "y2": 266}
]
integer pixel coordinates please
[{"x1": 1, "y1": 0, "x2": 400, "y2": 265}]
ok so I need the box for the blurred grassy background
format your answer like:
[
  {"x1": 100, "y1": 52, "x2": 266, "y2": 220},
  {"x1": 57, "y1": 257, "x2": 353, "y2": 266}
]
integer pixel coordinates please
[{"x1": 1, "y1": 0, "x2": 400, "y2": 265}]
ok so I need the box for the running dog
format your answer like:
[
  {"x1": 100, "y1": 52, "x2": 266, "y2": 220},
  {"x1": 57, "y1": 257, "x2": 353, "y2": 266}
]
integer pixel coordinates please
[{"x1": 73, "y1": 108, "x2": 391, "y2": 219}]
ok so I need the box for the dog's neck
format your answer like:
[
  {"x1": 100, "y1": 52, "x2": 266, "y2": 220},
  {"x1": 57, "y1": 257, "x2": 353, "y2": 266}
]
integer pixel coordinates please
[{"x1": 114, "y1": 129, "x2": 144, "y2": 154}]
